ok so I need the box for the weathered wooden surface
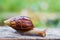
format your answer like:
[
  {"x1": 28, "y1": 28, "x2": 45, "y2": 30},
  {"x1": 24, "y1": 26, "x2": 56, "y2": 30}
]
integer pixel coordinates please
[{"x1": 0, "y1": 26, "x2": 60, "y2": 40}]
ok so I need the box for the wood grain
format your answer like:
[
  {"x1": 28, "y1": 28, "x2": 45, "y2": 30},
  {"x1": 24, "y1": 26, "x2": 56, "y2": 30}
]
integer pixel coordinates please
[{"x1": 0, "y1": 26, "x2": 60, "y2": 40}]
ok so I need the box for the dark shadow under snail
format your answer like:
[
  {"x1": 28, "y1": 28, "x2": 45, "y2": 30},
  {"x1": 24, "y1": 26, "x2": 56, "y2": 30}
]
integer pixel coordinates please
[{"x1": 4, "y1": 16, "x2": 46, "y2": 37}]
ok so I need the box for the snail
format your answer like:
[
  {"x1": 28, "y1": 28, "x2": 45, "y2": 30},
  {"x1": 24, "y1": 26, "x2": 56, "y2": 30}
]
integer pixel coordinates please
[{"x1": 4, "y1": 16, "x2": 46, "y2": 37}]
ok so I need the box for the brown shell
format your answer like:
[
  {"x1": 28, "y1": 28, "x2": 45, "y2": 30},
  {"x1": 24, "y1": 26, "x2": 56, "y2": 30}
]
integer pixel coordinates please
[{"x1": 6, "y1": 16, "x2": 34, "y2": 32}]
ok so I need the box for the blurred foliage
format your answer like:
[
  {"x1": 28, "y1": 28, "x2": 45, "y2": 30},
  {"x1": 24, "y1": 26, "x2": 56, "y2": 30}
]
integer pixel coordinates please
[
  {"x1": 0, "y1": 0, "x2": 60, "y2": 27},
  {"x1": 46, "y1": 19, "x2": 59, "y2": 27},
  {"x1": 0, "y1": 14, "x2": 6, "y2": 26},
  {"x1": 0, "y1": 0, "x2": 60, "y2": 12}
]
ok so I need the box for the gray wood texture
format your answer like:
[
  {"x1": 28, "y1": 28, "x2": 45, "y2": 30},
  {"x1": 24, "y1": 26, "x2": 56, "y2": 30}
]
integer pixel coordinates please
[{"x1": 0, "y1": 26, "x2": 60, "y2": 40}]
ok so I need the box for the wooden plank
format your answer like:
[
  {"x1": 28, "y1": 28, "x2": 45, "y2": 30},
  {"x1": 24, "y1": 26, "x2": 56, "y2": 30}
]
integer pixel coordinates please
[{"x1": 0, "y1": 26, "x2": 60, "y2": 40}]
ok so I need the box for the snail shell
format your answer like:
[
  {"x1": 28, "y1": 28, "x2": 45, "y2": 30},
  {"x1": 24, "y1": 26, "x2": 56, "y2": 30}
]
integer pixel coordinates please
[{"x1": 4, "y1": 16, "x2": 34, "y2": 32}]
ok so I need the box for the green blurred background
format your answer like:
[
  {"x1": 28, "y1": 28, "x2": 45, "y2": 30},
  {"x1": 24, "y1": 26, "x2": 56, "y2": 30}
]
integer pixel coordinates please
[{"x1": 0, "y1": 0, "x2": 60, "y2": 28}]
